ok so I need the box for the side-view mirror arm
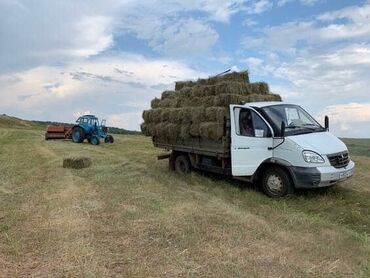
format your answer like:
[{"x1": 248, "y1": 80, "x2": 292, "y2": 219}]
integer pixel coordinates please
[
  {"x1": 325, "y1": 115, "x2": 329, "y2": 131},
  {"x1": 268, "y1": 121, "x2": 286, "y2": 150}
]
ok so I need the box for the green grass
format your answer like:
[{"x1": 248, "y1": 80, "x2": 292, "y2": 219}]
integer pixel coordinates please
[
  {"x1": 0, "y1": 120, "x2": 370, "y2": 277},
  {"x1": 342, "y1": 138, "x2": 370, "y2": 157}
]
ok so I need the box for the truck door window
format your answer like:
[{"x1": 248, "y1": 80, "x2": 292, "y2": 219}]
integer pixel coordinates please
[{"x1": 236, "y1": 108, "x2": 271, "y2": 138}]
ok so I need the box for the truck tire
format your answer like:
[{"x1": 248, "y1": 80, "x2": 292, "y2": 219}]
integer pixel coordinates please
[
  {"x1": 72, "y1": 126, "x2": 84, "y2": 143},
  {"x1": 175, "y1": 155, "x2": 191, "y2": 174},
  {"x1": 261, "y1": 166, "x2": 293, "y2": 197}
]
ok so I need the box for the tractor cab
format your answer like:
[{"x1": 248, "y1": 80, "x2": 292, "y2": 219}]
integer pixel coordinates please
[{"x1": 72, "y1": 115, "x2": 114, "y2": 145}]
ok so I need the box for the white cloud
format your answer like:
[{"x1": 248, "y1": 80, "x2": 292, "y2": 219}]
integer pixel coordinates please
[
  {"x1": 317, "y1": 103, "x2": 370, "y2": 137},
  {"x1": 0, "y1": 54, "x2": 205, "y2": 129},
  {"x1": 246, "y1": 0, "x2": 273, "y2": 14},
  {"x1": 277, "y1": 0, "x2": 320, "y2": 7}
]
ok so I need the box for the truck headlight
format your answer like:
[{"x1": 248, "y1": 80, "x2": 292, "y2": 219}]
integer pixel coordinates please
[{"x1": 302, "y1": 150, "x2": 325, "y2": 163}]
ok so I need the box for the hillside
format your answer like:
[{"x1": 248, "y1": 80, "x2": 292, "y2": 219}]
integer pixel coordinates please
[
  {"x1": 0, "y1": 122, "x2": 369, "y2": 276},
  {"x1": 0, "y1": 114, "x2": 141, "y2": 135}
]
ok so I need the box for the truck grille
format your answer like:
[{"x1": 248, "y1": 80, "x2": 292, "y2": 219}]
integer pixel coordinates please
[{"x1": 327, "y1": 152, "x2": 349, "y2": 169}]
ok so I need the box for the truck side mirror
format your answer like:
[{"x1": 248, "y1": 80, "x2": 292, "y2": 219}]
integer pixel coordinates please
[
  {"x1": 325, "y1": 115, "x2": 329, "y2": 131},
  {"x1": 281, "y1": 121, "x2": 286, "y2": 138}
]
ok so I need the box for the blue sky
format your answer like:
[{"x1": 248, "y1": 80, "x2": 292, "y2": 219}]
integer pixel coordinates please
[{"x1": 0, "y1": 0, "x2": 369, "y2": 137}]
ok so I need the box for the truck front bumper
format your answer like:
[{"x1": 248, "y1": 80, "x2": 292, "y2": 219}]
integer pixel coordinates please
[{"x1": 289, "y1": 160, "x2": 355, "y2": 189}]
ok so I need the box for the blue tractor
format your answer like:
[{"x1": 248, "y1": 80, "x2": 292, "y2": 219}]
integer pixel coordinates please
[{"x1": 71, "y1": 115, "x2": 114, "y2": 145}]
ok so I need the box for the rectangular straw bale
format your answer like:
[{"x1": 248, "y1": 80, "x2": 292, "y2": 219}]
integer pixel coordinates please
[
  {"x1": 190, "y1": 107, "x2": 205, "y2": 123},
  {"x1": 158, "y1": 98, "x2": 178, "y2": 108},
  {"x1": 213, "y1": 94, "x2": 247, "y2": 106},
  {"x1": 206, "y1": 71, "x2": 248, "y2": 85},
  {"x1": 246, "y1": 93, "x2": 281, "y2": 102},
  {"x1": 151, "y1": 98, "x2": 161, "y2": 108},
  {"x1": 179, "y1": 107, "x2": 192, "y2": 124},
  {"x1": 161, "y1": 90, "x2": 175, "y2": 100},
  {"x1": 167, "y1": 108, "x2": 181, "y2": 123},
  {"x1": 199, "y1": 122, "x2": 224, "y2": 140},
  {"x1": 190, "y1": 123, "x2": 200, "y2": 137},
  {"x1": 215, "y1": 81, "x2": 244, "y2": 96},
  {"x1": 249, "y1": 82, "x2": 269, "y2": 94},
  {"x1": 175, "y1": 81, "x2": 196, "y2": 90},
  {"x1": 205, "y1": 107, "x2": 227, "y2": 123},
  {"x1": 160, "y1": 109, "x2": 171, "y2": 122},
  {"x1": 191, "y1": 85, "x2": 215, "y2": 97},
  {"x1": 180, "y1": 125, "x2": 191, "y2": 139},
  {"x1": 154, "y1": 122, "x2": 169, "y2": 138},
  {"x1": 151, "y1": 109, "x2": 162, "y2": 123},
  {"x1": 140, "y1": 123, "x2": 148, "y2": 135},
  {"x1": 199, "y1": 96, "x2": 215, "y2": 107},
  {"x1": 177, "y1": 87, "x2": 193, "y2": 98},
  {"x1": 167, "y1": 123, "x2": 180, "y2": 141},
  {"x1": 142, "y1": 110, "x2": 152, "y2": 123}
]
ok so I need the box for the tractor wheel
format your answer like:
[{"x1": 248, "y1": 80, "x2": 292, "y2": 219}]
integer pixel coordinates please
[
  {"x1": 105, "y1": 135, "x2": 114, "y2": 143},
  {"x1": 90, "y1": 136, "x2": 100, "y2": 145},
  {"x1": 72, "y1": 126, "x2": 84, "y2": 143}
]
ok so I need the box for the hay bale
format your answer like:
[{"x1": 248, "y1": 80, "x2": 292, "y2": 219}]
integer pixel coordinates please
[
  {"x1": 180, "y1": 125, "x2": 191, "y2": 139},
  {"x1": 63, "y1": 157, "x2": 92, "y2": 169},
  {"x1": 199, "y1": 122, "x2": 224, "y2": 140},
  {"x1": 178, "y1": 108, "x2": 192, "y2": 124},
  {"x1": 142, "y1": 110, "x2": 152, "y2": 123},
  {"x1": 215, "y1": 82, "x2": 244, "y2": 96},
  {"x1": 249, "y1": 82, "x2": 269, "y2": 94},
  {"x1": 190, "y1": 85, "x2": 215, "y2": 97},
  {"x1": 209, "y1": 71, "x2": 249, "y2": 84},
  {"x1": 205, "y1": 107, "x2": 227, "y2": 123},
  {"x1": 151, "y1": 98, "x2": 161, "y2": 108},
  {"x1": 190, "y1": 107, "x2": 205, "y2": 123},
  {"x1": 190, "y1": 123, "x2": 200, "y2": 137},
  {"x1": 175, "y1": 81, "x2": 196, "y2": 90},
  {"x1": 151, "y1": 109, "x2": 162, "y2": 123},
  {"x1": 161, "y1": 90, "x2": 175, "y2": 99}
]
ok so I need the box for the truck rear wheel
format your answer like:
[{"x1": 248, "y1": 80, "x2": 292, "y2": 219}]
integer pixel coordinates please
[
  {"x1": 175, "y1": 155, "x2": 191, "y2": 174},
  {"x1": 261, "y1": 166, "x2": 293, "y2": 197}
]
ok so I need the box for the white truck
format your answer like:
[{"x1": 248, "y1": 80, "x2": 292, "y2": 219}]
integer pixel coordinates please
[{"x1": 155, "y1": 102, "x2": 355, "y2": 197}]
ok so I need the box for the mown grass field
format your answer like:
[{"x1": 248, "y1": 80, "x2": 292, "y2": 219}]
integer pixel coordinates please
[{"x1": 0, "y1": 118, "x2": 369, "y2": 277}]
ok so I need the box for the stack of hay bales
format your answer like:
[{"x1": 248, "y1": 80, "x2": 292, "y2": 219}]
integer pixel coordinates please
[{"x1": 141, "y1": 71, "x2": 281, "y2": 142}]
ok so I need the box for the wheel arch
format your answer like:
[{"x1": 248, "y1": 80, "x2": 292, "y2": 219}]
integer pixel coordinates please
[{"x1": 252, "y1": 158, "x2": 295, "y2": 187}]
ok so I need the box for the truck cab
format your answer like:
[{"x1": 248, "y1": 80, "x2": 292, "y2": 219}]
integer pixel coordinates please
[{"x1": 230, "y1": 102, "x2": 354, "y2": 197}]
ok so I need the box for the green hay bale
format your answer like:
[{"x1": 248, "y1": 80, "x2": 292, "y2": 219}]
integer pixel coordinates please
[
  {"x1": 178, "y1": 108, "x2": 192, "y2": 124},
  {"x1": 158, "y1": 98, "x2": 178, "y2": 108},
  {"x1": 245, "y1": 94, "x2": 282, "y2": 102},
  {"x1": 213, "y1": 94, "x2": 247, "y2": 106},
  {"x1": 249, "y1": 82, "x2": 269, "y2": 94},
  {"x1": 177, "y1": 87, "x2": 193, "y2": 98},
  {"x1": 190, "y1": 123, "x2": 200, "y2": 137},
  {"x1": 190, "y1": 107, "x2": 205, "y2": 123},
  {"x1": 167, "y1": 123, "x2": 181, "y2": 141},
  {"x1": 175, "y1": 81, "x2": 196, "y2": 90},
  {"x1": 199, "y1": 122, "x2": 224, "y2": 140},
  {"x1": 63, "y1": 157, "x2": 92, "y2": 169},
  {"x1": 180, "y1": 125, "x2": 191, "y2": 139},
  {"x1": 142, "y1": 110, "x2": 152, "y2": 123},
  {"x1": 151, "y1": 98, "x2": 161, "y2": 108},
  {"x1": 215, "y1": 82, "x2": 244, "y2": 96},
  {"x1": 151, "y1": 109, "x2": 162, "y2": 123},
  {"x1": 161, "y1": 90, "x2": 175, "y2": 99},
  {"x1": 160, "y1": 109, "x2": 171, "y2": 122},
  {"x1": 205, "y1": 107, "x2": 228, "y2": 123},
  {"x1": 190, "y1": 85, "x2": 215, "y2": 97},
  {"x1": 209, "y1": 71, "x2": 249, "y2": 84}
]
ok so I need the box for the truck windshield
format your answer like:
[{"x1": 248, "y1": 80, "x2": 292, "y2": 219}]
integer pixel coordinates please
[{"x1": 259, "y1": 104, "x2": 325, "y2": 136}]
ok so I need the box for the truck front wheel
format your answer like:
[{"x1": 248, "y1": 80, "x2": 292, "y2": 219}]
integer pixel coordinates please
[
  {"x1": 175, "y1": 155, "x2": 191, "y2": 174},
  {"x1": 261, "y1": 166, "x2": 293, "y2": 197}
]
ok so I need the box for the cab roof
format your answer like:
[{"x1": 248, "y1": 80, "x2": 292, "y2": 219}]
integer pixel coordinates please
[{"x1": 242, "y1": 101, "x2": 296, "y2": 108}]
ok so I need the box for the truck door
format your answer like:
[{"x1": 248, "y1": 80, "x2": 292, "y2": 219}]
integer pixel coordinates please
[{"x1": 231, "y1": 106, "x2": 274, "y2": 176}]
